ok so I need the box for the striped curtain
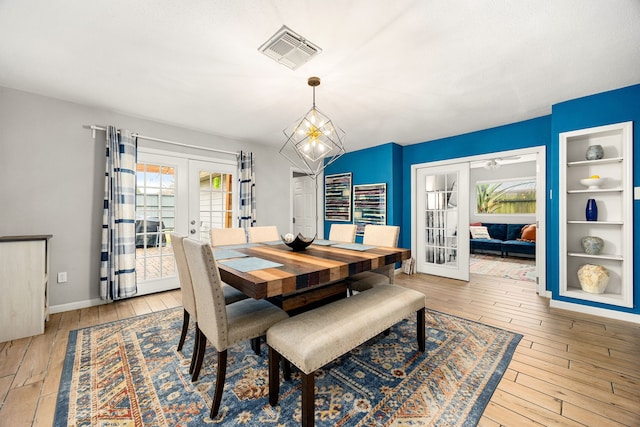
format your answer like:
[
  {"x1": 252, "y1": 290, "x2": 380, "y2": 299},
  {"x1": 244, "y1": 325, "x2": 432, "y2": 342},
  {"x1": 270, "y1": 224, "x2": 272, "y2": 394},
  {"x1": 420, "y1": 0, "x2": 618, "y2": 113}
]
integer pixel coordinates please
[
  {"x1": 238, "y1": 151, "x2": 256, "y2": 232},
  {"x1": 100, "y1": 126, "x2": 137, "y2": 300}
]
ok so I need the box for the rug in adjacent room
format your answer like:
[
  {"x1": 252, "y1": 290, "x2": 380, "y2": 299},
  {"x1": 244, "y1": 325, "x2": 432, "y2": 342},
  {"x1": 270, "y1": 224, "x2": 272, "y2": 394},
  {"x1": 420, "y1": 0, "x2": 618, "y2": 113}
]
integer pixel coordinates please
[
  {"x1": 470, "y1": 253, "x2": 536, "y2": 282},
  {"x1": 54, "y1": 306, "x2": 521, "y2": 426}
]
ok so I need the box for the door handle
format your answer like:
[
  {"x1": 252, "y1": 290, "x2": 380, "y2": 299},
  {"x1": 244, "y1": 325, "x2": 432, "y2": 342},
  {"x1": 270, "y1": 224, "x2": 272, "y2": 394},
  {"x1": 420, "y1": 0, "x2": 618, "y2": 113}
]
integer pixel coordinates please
[
  {"x1": 190, "y1": 220, "x2": 196, "y2": 225},
  {"x1": 190, "y1": 229, "x2": 196, "y2": 234}
]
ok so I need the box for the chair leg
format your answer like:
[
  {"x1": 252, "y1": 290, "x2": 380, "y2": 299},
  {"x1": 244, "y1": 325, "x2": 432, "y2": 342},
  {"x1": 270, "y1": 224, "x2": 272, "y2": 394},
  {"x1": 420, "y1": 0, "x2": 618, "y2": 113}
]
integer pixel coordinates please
[
  {"x1": 268, "y1": 346, "x2": 280, "y2": 406},
  {"x1": 210, "y1": 350, "x2": 228, "y2": 418},
  {"x1": 189, "y1": 322, "x2": 200, "y2": 375},
  {"x1": 177, "y1": 309, "x2": 190, "y2": 351},
  {"x1": 301, "y1": 371, "x2": 315, "y2": 427},
  {"x1": 417, "y1": 308, "x2": 425, "y2": 352},
  {"x1": 251, "y1": 336, "x2": 261, "y2": 355},
  {"x1": 192, "y1": 328, "x2": 206, "y2": 382}
]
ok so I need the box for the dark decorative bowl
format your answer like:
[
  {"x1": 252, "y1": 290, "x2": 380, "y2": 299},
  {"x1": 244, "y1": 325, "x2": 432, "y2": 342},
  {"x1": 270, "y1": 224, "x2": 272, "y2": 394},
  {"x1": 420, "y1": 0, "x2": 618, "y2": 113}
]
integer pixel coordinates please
[{"x1": 281, "y1": 233, "x2": 316, "y2": 251}]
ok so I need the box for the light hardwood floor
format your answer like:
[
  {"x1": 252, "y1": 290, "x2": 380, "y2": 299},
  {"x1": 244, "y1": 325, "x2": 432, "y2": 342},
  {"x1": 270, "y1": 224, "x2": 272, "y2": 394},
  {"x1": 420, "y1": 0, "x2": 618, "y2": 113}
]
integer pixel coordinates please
[{"x1": 1, "y1": 273, "x2": 639, "y2": 426}]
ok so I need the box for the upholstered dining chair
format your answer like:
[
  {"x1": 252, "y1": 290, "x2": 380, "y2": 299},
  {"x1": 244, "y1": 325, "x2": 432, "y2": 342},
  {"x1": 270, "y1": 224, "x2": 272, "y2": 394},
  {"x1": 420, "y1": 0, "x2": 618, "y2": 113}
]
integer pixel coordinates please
[
  {"x1": 182, "y1": 238, "x2": 289, "y2": 418},
  {"x1": 347, "y1": 225, "x2": 400, "y2": 295},
  {"x1": 210, "y1": 227, "x2": 246, "y2": 246},
  {"x1": 328, "y1": 223, "x2": 357, "y2": 243},
  {"x1": 170, "y1": 233, "x2": 249, "y2": 380},
  {"x1": 247, "y1": 225, "x2": 280, "y2": 243}
]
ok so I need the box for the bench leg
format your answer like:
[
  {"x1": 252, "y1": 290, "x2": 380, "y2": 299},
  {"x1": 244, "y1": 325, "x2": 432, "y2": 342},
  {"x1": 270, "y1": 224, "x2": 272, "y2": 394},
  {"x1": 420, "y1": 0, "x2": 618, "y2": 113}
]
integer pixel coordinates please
[
  {"x1": 251, "y1": 336, "x2": 261, "y2": 355},
  {"x1": 301, "y1": 371, "x2": 315, "y2": 427},
  {"x1": 417, "y1": 308, "x2": 425, "y2": 352},
  {"x1": 268, "y1": 346, "x2": 280, "y2": 406},
  {"x1": 283, "y1": 358, "x2": 291, "y2": 381}
]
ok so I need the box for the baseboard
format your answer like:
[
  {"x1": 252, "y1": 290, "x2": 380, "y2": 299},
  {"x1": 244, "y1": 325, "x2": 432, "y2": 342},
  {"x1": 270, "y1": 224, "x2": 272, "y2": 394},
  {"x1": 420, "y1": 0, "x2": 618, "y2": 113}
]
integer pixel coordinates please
[
  {"x1": 550, "y1": 300, "x2": 640, "y2": 324},
  {"x1": 50, "y1": 298, "x2": 108, "y2": 314}
]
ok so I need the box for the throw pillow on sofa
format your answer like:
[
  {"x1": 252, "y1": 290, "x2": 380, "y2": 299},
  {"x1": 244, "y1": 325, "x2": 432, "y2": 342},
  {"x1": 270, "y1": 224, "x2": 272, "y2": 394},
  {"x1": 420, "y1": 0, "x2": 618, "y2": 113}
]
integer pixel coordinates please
[
  {"x1": 519, "y1": 224, "x2": 536, "y2": 242},
  {"x1": 469, "y1": 226, "x2": 491, "y2": 239}
]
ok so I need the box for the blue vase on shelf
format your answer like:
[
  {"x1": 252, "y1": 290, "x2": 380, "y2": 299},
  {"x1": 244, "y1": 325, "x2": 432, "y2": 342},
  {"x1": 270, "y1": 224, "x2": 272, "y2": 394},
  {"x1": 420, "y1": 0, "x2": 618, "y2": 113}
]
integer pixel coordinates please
[{"x1": 585, "y1": 199, "x2": 598, "y2": 221}]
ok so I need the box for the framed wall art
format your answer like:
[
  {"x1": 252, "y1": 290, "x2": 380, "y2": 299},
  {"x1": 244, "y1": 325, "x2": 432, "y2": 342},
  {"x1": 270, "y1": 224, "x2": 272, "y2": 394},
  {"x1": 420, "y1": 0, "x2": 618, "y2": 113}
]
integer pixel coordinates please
[
  {"x1": 353, "y1": 183, "x2": 386, "y2": 235},
  {"x1": 324, "y1": 172, "x2": 352, "y2": 221}
]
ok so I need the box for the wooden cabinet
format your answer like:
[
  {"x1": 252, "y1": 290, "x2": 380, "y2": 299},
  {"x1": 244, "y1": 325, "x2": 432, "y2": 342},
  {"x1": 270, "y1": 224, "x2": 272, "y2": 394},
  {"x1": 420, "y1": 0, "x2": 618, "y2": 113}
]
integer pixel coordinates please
[
  {"x1": 0, "y1": 235, "x2": 52, "y2": 342},
  {"x1": 559, "y1": 122, "x2": 633, "y2": 308}
]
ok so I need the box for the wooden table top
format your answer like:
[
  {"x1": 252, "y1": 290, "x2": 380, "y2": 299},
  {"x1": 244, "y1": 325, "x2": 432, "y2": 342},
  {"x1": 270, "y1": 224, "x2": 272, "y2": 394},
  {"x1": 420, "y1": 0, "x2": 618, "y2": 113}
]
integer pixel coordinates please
[{"x1": 215, "y1": 242, "x2": 411, "y2": 299}]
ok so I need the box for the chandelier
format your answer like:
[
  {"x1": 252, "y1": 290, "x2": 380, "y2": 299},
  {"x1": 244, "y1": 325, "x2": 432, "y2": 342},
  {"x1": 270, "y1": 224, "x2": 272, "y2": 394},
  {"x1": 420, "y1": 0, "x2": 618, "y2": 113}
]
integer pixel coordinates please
[{"x1": 280, "y1": 77, "x2": 346, "y2": 178}]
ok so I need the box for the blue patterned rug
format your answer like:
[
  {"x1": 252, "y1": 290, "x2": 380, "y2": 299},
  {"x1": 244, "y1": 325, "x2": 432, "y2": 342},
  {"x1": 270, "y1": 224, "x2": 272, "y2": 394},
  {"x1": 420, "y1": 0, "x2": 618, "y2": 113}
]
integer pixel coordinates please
[{"x1": 54, "y1": 306, "x2": 521, "y2": 426}]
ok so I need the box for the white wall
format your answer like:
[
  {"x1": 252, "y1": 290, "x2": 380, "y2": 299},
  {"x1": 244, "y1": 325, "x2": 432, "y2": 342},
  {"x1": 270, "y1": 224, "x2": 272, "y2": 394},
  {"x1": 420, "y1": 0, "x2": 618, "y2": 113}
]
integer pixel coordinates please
[{"x1": 0, "y1": 86, "x2": 293, "y2": 310}]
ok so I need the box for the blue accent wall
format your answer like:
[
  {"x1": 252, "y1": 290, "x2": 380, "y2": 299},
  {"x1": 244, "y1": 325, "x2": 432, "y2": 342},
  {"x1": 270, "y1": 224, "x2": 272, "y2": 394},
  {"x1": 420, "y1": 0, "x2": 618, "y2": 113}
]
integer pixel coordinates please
[
  {"x1": 324, "y1": 143, "x2": 403, "y2": 243},
  {"x1": 550, "y1": 84, "x2": 640, "y2": 313},
  {"x1": 323, "y1": 82, "x2": 640, "y2": 316},
  {"x1": 401, "y1": 116, "x2": 552, "y2": 251}
]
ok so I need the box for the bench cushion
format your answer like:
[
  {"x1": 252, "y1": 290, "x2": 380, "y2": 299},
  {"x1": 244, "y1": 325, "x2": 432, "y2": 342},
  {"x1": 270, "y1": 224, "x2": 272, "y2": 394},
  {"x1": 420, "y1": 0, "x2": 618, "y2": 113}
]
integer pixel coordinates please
[{"x1": 267, "y1": 285, "x2": 425, "y2": 375}]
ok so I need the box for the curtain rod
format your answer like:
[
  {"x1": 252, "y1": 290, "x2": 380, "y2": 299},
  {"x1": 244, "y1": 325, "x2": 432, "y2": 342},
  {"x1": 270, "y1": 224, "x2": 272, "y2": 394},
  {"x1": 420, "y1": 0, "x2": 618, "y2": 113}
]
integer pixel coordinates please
[{"x1": 85, "y1": 125, "x2": 239, "y2": 157}]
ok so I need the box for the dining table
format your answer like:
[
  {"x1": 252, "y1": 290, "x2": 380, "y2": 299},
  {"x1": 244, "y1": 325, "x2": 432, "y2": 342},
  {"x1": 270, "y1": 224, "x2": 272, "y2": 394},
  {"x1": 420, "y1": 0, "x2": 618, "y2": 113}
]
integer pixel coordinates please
[{"x1": 214, "y1": 239, "x2": 411, "y2": 312}]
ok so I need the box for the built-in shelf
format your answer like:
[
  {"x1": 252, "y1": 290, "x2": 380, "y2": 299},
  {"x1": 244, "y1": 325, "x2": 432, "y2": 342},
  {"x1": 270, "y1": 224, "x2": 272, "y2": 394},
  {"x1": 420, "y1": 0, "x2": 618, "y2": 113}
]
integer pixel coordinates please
[
  {"x1": 567, "y1": 252, "x2": 623, "y2": 261},
  {"x1": 567, "y1": 188, "x2": 622, "y2": 194},
  {"x1": 567, "y1": 157, "x2": 623, "y2": 167},
  {"x1": 561, "y1": 288, "x2": 626, "y2": 306},
  {"x1": 567, "y1": 220, "x2": 623, "y2": 225},
  {"x1": 559, "y1": 121, "x2": 633, "y2": 309}
]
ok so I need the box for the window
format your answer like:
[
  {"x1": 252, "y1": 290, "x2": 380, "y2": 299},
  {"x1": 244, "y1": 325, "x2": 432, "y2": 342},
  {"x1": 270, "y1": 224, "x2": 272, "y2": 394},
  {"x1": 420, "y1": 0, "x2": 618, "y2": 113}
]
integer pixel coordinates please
[{"x1": 475, "y1": 177, "x2": 536, "y2": 214}]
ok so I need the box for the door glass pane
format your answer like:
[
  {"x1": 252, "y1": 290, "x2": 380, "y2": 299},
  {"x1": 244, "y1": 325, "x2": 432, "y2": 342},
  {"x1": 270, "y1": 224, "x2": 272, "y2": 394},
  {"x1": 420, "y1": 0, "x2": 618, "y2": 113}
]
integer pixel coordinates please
[
  {"x1": 423, "y1": 172, "x2": 458, "y2": 267},
  {"x1": 198, "y1": 171, "x2": 234, "y2": 242},
  {"x1": 135, "y1": 163, "x2": 176, "y2": 282}
]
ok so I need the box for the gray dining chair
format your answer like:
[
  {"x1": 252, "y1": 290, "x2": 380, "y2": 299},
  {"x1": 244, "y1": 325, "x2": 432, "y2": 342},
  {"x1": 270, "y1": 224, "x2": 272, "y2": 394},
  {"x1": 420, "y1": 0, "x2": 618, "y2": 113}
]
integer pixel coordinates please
[
  {"x1": 210, "y1": 227, "x2": 247, "y2": 246},
  {"x1": 328, "y1": 223, "x2": 357, "y2": 243},
  {"x1": 182, "y1": 238, "x2": 289, "y2": 418},
  {"x1": 170, "y1": 233, "x2": 249, "y2": 381},
  {"x1": 247, "y1": 225, "x2": 280, "y2": 243},
  {"x1": 347, "y1": 225, "x2": 400, "y2": 295}
]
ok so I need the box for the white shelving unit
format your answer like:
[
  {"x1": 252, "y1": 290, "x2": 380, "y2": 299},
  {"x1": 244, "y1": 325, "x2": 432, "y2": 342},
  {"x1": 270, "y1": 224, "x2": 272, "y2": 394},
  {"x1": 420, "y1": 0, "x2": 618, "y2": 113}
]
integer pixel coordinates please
[
  {"x1": 0, "y1": 235, "x2": 52, "y2": 342},
  {"x1": 559, "y1": 121, "x2": 633, "y2": 308}
]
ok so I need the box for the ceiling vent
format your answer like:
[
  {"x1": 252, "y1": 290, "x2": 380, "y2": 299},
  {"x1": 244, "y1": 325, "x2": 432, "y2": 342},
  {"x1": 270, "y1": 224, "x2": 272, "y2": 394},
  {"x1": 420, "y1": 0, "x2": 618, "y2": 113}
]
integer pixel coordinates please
[{"x1": 258, "y1": 25, "x2": 322, "y2": 70}]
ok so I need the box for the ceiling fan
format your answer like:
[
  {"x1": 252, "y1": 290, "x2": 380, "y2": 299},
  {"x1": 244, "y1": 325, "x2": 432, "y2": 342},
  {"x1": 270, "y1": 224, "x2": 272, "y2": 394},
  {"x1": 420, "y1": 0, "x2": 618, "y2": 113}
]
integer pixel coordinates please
[{"x1": 483, "y1": 155, "x2": 523, "y2": 170}]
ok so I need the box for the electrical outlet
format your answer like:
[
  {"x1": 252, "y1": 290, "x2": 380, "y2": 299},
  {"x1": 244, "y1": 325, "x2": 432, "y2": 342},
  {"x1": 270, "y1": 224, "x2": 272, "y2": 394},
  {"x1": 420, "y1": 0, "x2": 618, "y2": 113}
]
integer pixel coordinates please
[{"x1": 57, "y1": 272, "x2": 68, "y2": 283}]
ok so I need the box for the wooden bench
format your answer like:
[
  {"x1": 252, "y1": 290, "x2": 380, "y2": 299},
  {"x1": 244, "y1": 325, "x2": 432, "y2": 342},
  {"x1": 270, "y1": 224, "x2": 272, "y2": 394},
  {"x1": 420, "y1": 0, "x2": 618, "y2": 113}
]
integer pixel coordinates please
[{"x1": 267, "y1": 284, "x2": 426, "y2": 427}]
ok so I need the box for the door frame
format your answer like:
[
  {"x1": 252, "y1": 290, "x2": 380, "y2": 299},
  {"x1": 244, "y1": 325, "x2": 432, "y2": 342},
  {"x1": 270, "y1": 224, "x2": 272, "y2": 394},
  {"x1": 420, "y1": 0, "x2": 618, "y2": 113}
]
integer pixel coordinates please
[{"x1": 411, "y1": 146, "x2": 547, "y2": 295}]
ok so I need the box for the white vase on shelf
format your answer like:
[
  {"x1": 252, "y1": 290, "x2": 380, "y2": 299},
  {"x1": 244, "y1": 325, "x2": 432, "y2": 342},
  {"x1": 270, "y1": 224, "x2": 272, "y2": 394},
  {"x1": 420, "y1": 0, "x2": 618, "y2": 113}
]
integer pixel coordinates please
[{"x1": 577, "y1": 264, "x2": 610, "y2": 294}]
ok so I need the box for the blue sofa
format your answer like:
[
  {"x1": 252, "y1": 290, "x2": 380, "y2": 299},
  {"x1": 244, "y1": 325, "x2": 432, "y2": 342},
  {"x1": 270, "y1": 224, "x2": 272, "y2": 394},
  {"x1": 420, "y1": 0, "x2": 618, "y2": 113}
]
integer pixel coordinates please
[{"x1": 470, "y1": 223, "x2": 535, "y2": 258}]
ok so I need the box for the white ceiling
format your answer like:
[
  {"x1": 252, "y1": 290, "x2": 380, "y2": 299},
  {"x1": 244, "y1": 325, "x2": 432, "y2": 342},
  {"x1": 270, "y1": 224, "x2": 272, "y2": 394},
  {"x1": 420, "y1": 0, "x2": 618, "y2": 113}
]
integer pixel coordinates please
[{"x1": 1, "y1": 0, "x2": 639, "y2": 152}]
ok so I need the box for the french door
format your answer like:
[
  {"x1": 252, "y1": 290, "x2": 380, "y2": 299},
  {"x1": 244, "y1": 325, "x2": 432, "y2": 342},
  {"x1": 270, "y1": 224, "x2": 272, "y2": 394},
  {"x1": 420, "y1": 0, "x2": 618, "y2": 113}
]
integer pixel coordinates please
[
  {"x1": 135, "y1": 151, "x2": 237, "y2": 295},
  {"x1": 414, "y1": 163, "x2": 470, "y2": 281}
]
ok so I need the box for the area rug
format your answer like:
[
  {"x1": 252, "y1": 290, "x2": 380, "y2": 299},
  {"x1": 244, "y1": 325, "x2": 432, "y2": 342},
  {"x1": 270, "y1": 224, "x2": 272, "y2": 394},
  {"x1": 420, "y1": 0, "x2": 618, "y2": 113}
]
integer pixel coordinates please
[
  {"x1": 470, "y1": 253, "x2": 536, "y2": 282},
  {"x1": 54, "y1": 306, "x2": 521, "y2": 426}
]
